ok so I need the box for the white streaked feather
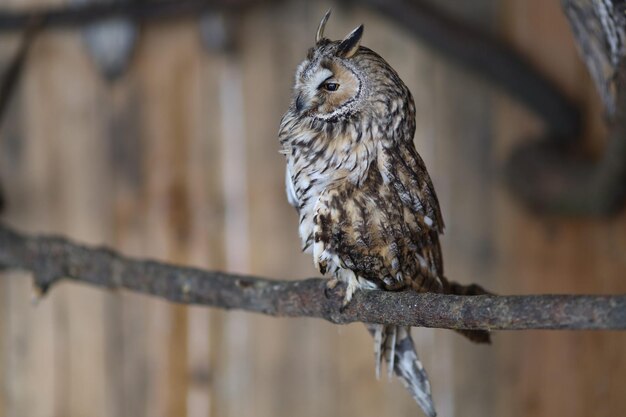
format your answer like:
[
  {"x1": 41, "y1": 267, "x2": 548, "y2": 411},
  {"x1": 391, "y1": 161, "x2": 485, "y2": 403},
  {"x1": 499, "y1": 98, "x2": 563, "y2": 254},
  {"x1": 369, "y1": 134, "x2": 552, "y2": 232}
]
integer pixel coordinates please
[{"x1": 285, "y1": 165, "x2": 299, "y2": 208}]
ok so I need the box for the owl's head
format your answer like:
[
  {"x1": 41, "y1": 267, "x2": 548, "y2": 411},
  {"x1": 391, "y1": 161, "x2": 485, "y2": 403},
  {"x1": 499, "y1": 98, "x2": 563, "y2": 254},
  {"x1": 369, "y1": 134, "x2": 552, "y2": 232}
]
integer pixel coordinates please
[{"x1": 288, "y1": 10, "x2": 413, "y2": 124}]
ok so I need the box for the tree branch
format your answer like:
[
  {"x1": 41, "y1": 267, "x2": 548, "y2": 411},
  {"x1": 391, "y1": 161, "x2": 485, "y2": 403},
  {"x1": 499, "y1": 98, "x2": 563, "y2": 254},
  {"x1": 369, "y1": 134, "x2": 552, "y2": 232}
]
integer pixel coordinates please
[
  {"x1": 0, "y1": 0, "x2": 261, "y2": 33},
  {"x1": 0, "y1": 223, "x2": 625, "y2": 331},
  {"x1": 355, "y1": 0, "x2": 580, "y2": 141},
  {"x1": 0, "y1": 0, "x2": 580, "y2": 141}
]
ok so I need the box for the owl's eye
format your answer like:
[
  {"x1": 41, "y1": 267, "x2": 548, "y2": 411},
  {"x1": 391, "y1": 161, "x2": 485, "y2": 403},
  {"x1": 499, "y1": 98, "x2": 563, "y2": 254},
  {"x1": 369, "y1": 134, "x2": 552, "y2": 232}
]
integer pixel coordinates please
[{"x1": 322, "y1": 82, "x2": 340, "y2": 92}]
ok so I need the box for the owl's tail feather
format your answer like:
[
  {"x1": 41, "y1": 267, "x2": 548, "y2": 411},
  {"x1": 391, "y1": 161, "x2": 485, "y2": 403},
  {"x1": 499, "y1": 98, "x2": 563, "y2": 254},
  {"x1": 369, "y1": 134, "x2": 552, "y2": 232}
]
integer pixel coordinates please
[
  {"x1": 367, "y1": 324, "x2": 437, "y2": 417},
  {"x1": 440, "y1": 276, "x2": 492, "y2": 344}
]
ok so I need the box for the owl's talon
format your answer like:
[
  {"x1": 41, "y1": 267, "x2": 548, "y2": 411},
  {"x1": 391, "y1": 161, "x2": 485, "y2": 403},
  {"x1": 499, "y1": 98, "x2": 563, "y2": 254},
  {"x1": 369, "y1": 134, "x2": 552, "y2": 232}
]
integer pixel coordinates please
[
  {"x1": 324, "y1": 286, "x2": 332, "y2": 299},
  {"x1": 339, "y1": 287, "x2": 354, "y2": 313},
  {"x1": 324, "y1": 278, "x2": 339, "y2": 298}
]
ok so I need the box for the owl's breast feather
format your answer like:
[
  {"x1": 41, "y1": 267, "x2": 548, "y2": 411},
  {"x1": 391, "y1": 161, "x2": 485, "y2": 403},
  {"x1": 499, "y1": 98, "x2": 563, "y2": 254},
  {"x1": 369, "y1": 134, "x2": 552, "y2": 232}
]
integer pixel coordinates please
[{"x1": 287, "y1": 136, "x2": 376, "y2": 252}]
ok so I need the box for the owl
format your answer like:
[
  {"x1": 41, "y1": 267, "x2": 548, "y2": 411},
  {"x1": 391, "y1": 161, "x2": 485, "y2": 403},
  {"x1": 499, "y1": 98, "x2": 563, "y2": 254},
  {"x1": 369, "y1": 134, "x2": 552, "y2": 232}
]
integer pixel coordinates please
[{"x1": 278, "y1": 11, "x2": 489, "y2": 417}]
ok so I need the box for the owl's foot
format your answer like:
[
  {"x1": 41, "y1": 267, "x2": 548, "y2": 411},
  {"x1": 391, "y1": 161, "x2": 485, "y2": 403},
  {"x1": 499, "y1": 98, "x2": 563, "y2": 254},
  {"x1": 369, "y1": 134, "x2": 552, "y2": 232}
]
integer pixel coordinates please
[
  {"x1": 324, "y1": 278, "x2": 340, "y2": 298},
  {"x1": 324, "y1": 275, "x2": 359, "y2": 312},
  {"x1": 344, "y1": 276, "x2": 357, "y2": 304},
  {"x1": 324, "y1": 278, "x2": 352, "y2": 312},
  {"x1": 339, "y1": 278, "x2": 358, "y2": 313}
]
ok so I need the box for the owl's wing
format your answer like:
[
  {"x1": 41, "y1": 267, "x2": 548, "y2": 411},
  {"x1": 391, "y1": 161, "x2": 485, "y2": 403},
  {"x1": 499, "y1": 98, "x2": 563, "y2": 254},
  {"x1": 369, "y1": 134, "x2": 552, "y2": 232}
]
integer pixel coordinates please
[
  {"x1": 377, "y1": 140, "x2": 444, "y2": 233},
  {"x1": 375, "y1": 139, "x2": 445, "y2": 284},
  {"x1": 312, "y1": 155, "x2": 444, "y2": 293}
]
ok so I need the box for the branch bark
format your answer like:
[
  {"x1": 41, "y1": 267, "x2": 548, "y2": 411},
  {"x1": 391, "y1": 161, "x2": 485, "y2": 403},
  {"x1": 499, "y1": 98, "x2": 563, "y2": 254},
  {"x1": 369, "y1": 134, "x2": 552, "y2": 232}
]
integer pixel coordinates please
[{"x1": 1, "y1": 223, "x2": 625, "y2": 331}]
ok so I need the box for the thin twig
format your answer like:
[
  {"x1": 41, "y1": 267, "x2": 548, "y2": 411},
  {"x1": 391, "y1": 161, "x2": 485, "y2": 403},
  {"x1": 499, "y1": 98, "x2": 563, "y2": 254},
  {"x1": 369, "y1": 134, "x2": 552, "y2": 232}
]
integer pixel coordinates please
[{"x1": 0, "y1": 223, "x2": 624, "y2": 331}]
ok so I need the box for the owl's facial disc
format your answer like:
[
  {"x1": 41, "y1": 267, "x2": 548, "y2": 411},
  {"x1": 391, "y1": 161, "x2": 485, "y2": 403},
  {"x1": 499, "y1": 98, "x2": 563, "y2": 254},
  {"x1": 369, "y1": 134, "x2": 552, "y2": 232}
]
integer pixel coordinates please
[{"x1": 293, "y1": 59, "x2": 361, "y2": 120}]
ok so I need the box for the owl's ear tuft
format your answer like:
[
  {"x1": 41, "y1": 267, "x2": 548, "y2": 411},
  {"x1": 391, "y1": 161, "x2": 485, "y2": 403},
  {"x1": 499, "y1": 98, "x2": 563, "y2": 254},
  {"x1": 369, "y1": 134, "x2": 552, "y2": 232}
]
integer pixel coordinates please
[
  {"x1": 337, "y1": 24, "x2": 364, "y2": 58},
  {"x1": 316, "y1": 9, "x2": 332, "y2": 44}
]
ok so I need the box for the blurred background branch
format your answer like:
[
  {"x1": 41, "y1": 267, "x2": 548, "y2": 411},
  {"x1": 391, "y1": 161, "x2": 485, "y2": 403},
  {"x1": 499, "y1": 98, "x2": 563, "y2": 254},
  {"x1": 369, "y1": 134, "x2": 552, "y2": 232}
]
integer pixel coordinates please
[
  {"x1": 1, "y1": 223, "x2": 624, "y2": 331},
  {"x1": 0, "y1": 15, "x2": 40, "y2": 126},
  {"x1": 506, "y1": 0, "x2": 626, "y2": 215},
  {"x1": 0, "y1": 0, "x2": 581, "y2": 137},
  {"x1": 2, "y1": 0, "x2": 625, "y2": 216},
  {"x1": 0, "y1": 0, "x2": 258, "y2": 33},
  {"x1": 506, "y1": 67, "x2": 626, "y2": 215}
]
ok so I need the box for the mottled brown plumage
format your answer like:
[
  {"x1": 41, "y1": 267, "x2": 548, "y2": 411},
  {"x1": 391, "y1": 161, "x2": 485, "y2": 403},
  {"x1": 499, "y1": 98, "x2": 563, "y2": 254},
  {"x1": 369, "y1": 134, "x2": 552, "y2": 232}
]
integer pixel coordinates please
[{"x1": 279, "y1": 11, "x2": 488, "y2": 416}]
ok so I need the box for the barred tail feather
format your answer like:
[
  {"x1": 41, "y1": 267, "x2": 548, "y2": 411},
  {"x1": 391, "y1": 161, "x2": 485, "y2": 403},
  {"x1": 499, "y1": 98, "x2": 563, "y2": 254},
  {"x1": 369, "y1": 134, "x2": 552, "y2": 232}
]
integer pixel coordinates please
[
  {"x1": 364, "y1": 278, "x2": 492, "y2": 415},
  {"x1": 367, "y1": 324, "x2": 437, "y2": 417},
  {"x1": 394, "y1": 327, "x2": 437, "y2": 417}
]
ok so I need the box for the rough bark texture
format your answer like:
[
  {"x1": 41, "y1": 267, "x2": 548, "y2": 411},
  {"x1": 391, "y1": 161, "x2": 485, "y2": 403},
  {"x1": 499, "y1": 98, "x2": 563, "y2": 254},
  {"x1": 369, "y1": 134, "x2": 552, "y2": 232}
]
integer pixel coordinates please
[{"x1": 1, "y1": 223, "x2": 624, "y2": 331}]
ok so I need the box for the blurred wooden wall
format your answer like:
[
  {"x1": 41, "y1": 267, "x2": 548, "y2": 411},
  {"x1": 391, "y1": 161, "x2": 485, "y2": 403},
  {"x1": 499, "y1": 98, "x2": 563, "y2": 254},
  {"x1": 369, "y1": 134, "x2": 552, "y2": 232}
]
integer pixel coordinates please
[{"x1": 1, "y1": 0, "x2": 625, "y2": 417}]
